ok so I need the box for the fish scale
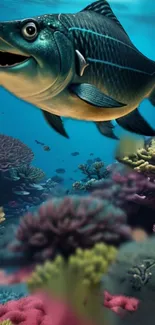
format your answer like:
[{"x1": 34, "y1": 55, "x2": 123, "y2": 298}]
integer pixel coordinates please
[{"x1": 60, "y1": 11, "x2": 155, "y2": 104}]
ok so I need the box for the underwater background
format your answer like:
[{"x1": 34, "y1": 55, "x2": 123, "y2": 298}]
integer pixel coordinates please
[{"x1": 1, "y1": 1, "x2": 155, "y2": 325}]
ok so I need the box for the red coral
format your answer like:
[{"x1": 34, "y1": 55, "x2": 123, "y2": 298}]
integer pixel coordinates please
[
  {"x1": 0, "y1": 293, "x2": 93, "y2": 325},
  {"x1": 10, "y1": 195, "x2": 131, "y2": 262},
  {"x1": 0, "y1": 134, "x2": 34, "y2": 171}
]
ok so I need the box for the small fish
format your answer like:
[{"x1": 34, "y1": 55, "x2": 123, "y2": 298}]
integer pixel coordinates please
[
  {"x1": 90, "y1": 153, "x2": 94, "y2": 156},
  {"x1": 35, "y1": 140, "x2": 45, "y2": 146},
  {"x1": 71, "y1": 151, "x2": 79, "y2": 156},
  {"x1": 0, "y1": 0, "x2": 155, "y2": 139},
  {"x1": 55, "y1": 168, "x2": 66, "y2": 174},
  {"x1": 43, "y1": 145, "x2": 51, "y2": 151},
  {"x1": 28, "y1": 184, "x2": 44, "y2": 190},
  {"x1": 13, "y1": 190, "x2": 30, "y2": 195}
]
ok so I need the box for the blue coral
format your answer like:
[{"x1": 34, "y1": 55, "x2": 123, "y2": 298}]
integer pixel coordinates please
[{"x1": 0, "y1": 284, "x2": 28, "y2": 304}]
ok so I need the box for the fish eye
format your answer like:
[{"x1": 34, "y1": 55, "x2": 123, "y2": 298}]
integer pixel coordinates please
[{"x1": 21, "y1": 22, "x2": 38, "y2": 40}]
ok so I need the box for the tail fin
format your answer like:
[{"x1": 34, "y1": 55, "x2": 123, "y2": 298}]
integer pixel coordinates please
[{"x1": 149, "y1": 87, "x2": 155, "y2": 106}]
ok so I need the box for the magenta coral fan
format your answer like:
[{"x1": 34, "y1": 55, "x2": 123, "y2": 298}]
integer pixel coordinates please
[
  {"x1": 10, "y1": 195, "x2": 131, "y2": 262},
  {"x1": 0, "y1": 134, "x2": 34, "y2": 171}
]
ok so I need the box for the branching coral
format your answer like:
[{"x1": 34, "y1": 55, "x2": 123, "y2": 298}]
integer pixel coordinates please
[
  {"x1": 27, "y1": 243, "x2": 117, "y2": 292},
  {"x1": 116, "y1": 137, "x2": 155, "y2": 176},
  {"x1": 10, "y1": 195, "x2": 131, "y2": 262},
  {"x1": 78, "y1": 158, "x2": 110, "y2": 181},
  {"x1": 0, "y1": 135, "x2": 33, "y2": 171}
]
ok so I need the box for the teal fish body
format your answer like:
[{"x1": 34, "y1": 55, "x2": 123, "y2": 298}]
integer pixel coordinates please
[{"x1": 0, "y1": 0, "x2": 155, "y2": 139}]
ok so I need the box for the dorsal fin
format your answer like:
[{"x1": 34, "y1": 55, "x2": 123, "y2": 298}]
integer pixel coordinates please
[{"x1": 81, "y1": 0, "x2": 128, "y2": 35}]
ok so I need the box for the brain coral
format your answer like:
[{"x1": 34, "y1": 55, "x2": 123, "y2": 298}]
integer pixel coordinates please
[{"x1": 0, "y1": 134, "x2": 34, "y2": 171}]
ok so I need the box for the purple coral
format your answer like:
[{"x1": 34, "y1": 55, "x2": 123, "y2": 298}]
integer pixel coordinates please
[
  {"x1": 91, "y1": 164, "x2": 155, "y2": 209},
  {"x1": 10, "y1": 195, "x2": 131, "y2": 262},
  {"x1": 0, "y1": 134, "x2": 34, "y2": 171}
]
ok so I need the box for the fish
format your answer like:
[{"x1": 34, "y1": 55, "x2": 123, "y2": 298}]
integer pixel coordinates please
[
  {"x1": 71, "y1": 151, "x2": 79, "y2": 156},
  {"x1": 55, "y1": 168, "x2": 66, "y2": 174},
  {"x1": 0, "y1": 0, "x2": 155, "y2": 139},
  {"x1": 35, "y1": 140, "x2": 51, "y2": 151},
  {"x1": 43, "y1": 145, "x2": 51, "y2": 151},
  {"x1": 13, "y1": 190, "x2": 30, "y2": 195},
  {"x1": 35, "y1": 139, "x2": 45, "y2": 146}
]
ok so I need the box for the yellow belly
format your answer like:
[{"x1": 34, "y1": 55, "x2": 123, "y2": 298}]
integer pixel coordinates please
[{"x1": 36, "y1": 89, "x2": 139, "y2": 122}]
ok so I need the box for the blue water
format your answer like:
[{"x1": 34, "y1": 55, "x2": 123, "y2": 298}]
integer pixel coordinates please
[{"x1": 0, "y1": 0, "x2": 155, "y2": 185}]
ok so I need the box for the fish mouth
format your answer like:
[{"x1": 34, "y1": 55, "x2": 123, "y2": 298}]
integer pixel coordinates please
[{"x1": 0, "y1": 50, "x2": 30, "y2": 68}]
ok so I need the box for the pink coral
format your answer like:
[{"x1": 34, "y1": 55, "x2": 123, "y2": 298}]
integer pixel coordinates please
[
  {"x1": 103, "y1": 291, "x2": 140, "y2": 317},
  {"x1": 10, "y1": 195, "x2": 131, "y2": 262},
  {"x1": 0, "y1": 293, "x2": 93, "y2": 325},
  {"x1": 0, "y1": 134, "x2": 34, "y2": 171}
]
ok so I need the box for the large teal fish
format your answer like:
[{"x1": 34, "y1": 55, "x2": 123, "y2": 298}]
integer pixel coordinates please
[{"x1": 0, "y1": 0, "x2": 155, "y2": 139}]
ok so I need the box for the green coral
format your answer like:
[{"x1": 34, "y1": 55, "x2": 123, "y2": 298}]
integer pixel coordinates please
[
  {"x1": 27, "y1": 243, "x2": 117, "y2": 324},
  {"x1": 0, "y1": 321, "x2": 14, "y2": 325}
]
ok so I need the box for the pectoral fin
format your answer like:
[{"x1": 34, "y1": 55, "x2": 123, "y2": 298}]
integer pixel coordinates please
[
  {"x1": 42, "y1": 111, "x2": 69, "y2": 138},
  {"x1": 116, "y1": 109, "x2": 155, "y2": 136},
  {"x1": 96, "y1": 121, "x2": 118, "y2": 139},
  {"x1": 70, "y1": 84, "x2": 126, "y2": 108}
]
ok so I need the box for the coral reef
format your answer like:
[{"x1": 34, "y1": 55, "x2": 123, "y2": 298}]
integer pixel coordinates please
[
  {"x1": 0, "y1": 168, "x2": 59, "y2": 223},
  {"x1": 103, "y1": 236, "x2": 155, "y2": 325},
  {"x1": 0, "y1": 134, "x2": 33, "y2": 171},
  {"x1": 90, "y1": 164, "x2": 155, "y2": 231},
  {"x1": 116, "y1": 137, "x2": 155, "y2": 177},
  {"x1": 0, "y1": 134, "x2": 62, "y2": 223},
  {"x1": 10, "y1": 196, "x2": 131, "y2": 262},
  {"x1": 27, "y1": 243, "x2": 117, "y2": 292},
  {"x1": 71, "y1": 161, "x2": 155, "y2": 233},
  {"x1": 91, "y1": 165, "x2": 155, "y2": 207}
]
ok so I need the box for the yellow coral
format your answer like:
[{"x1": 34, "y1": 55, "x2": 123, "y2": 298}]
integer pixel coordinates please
[
  {"x1": 27, "y1": 243, "x2": 117, "y2": 325},
  {"x1": 28, "y1": 243, "x2": 117, "y2": 291},
  {"x1": 116, "y1": 137, "x2": 155, "y2": 173},
  {"x1": 0, "y1": 320, "x2": 14, "y2": 325}
]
